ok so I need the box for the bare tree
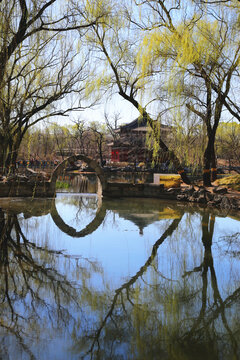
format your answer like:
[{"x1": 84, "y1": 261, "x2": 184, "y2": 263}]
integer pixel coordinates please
[
  {"x1": 0, "y1": 0, "x2": 104, "y2": 173},
  {"x1": 104, "y1": 110, "x2": 121, "y2": 142},
  {"x1": 71, "y1": 118, "x2": 87, "y2": 154},
  {"x1": 88, "y1": 121, "x2": 109, "y2": 165}
]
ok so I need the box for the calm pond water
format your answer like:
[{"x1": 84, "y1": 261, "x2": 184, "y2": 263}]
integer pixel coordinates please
[{"x1": 0, "y1": 190, "x2": 240, "y2": 360}]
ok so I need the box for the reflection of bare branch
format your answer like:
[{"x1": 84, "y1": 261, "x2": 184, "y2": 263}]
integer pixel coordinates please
[
  {"x1": 182, "y1": 265, "x2": 203, "y2": 278},
  {"x1": 210, "y1": 266, "x2": 238, "y2": 355},
  {"x1": 0, "y1": 209, "x2": 87, "y2": 359},
  {"x1": 218, "y1": 232, "x2": 240, "y2": 257},
  {"x1": 0, "y1": 319, "x2": 36, "y2": 360},
  {"x1": 182, "y1": 212, "x2": 239, "y2": 358},
  {"x1": 152, "y1": 263, "x2": 178, "y2": 283},
  {"x1": 51, "y1": 197, "x2": 106, "y2": 238},
  {"x1": 85, "y1": 217, "x2": 182, "y2": 358}
]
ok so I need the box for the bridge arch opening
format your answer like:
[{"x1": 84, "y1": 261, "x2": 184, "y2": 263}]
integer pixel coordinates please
[
  {"x1": 50, "y1": 196, "x2": 106, "y2": 237},
  {"x1": 50, "y1": 154, "x2": 106, "y2": 195}
]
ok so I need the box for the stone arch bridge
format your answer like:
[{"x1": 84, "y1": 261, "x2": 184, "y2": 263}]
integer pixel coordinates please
[
  {"x1": 50, "y1": 154, "x2": 107, "y2": 194},
  {"x1": 49, "y1": 154, "x2": 165, "y2": 199},
  {"x1": 1, "y1": 154, "x2": 166, "y2": 198}
]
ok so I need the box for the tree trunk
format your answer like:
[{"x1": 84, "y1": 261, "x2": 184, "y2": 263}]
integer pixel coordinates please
[
  {"x1": 211, "y1": 147, "x2": 217, "y2": 182},
  {"x1": 203, "y1": 131, "x2": 217, "y2": 186},
  {"x1": 0, "y1": 135, "x2": 13, "y2": 174},
  {"x1": 0, "y1": 131, "x2": 23, "y2": 174},
  {"x1": 203, "y1": 138, "x2": 212, "y2": 187},
  {"x1": 99, "y1": 142, "x2": 104, "y2": 167}
]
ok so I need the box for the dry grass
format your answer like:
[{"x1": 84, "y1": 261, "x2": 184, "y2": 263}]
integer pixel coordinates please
[{"x1": 216, "y1": 174, "x2": 240, "y2": 191}]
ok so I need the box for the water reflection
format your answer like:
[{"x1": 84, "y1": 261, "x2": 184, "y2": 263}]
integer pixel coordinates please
[
  {"x1": 0, "y1": 207, "x2": 85, "y2": 359},
  {"x1": 0, "y1": 195, "x2": 239, "y2": 359},
  {"x1": 58, "y1": 174, "x2": 98, "y2": 193},
  {"x1": 57, "y1": 172, "x2": 153, "y2": 194}
]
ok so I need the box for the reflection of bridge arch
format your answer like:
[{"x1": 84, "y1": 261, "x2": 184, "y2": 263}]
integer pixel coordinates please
[
  {"x1": 50, "y1": 197, "x2": 107, "y2": 237},
  {"x1": 50, "y1": 154, "x2": 106, "y2": 194}
]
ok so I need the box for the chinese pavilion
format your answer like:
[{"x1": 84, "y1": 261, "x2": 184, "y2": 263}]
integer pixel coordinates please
[{"x1": 109, "y1": 116, "x2": 171, "y2": 164}]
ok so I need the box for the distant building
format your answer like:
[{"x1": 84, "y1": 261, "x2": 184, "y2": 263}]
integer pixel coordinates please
[{"x1": 108, "y1": 116, "x2": 171, "y2": 164}]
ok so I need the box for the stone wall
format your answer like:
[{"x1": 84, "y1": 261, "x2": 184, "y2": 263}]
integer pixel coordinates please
[
  {"x1": 103, "y1": 182, "x2": 166, "y2": 199},
  {"x1": 0, "y1": 181, "x2": 54, "y2": 198},
  {"x1": 103, "y1": 182, "x2": 240, "y2": 210}
]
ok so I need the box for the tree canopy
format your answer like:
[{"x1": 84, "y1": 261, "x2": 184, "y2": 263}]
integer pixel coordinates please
[{"x1": 1, "y1": 0, "x2": 240, "y2": 184}]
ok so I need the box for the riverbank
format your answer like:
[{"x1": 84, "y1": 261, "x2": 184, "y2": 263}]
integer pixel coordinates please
[
  {"x1": 0, "y1": 172, "x2": 240, "y2": 211},
  {"x1": 175, "y1": 184, "x2": 240, "y2": 210},
  {"x1": 102, "y1": 181, "x2": 240, "y2": 210}
]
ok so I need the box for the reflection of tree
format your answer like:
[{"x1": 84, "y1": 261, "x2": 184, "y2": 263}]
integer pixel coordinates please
[
  {"x1": 181, "y1": 212, "x2": 239, "y2": 359},
  {"x1": 0, "y1": 208, "x2": 101, "y2": 359},
  {"x1": 1, "y1": 196, "x2": 240, "y2": 360},
  {"x1": 72, "y1": 210, "x2": 240, "y2": 360},
  {"x1": 51, "y1": 196, "x2": 106, "y2": 237},
  {"x1": 78, "y1": 216, "x2": 182, "y2": 359},
  {"x1": 219, "y1": 232, "x2": 240, "y2": 258}
]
